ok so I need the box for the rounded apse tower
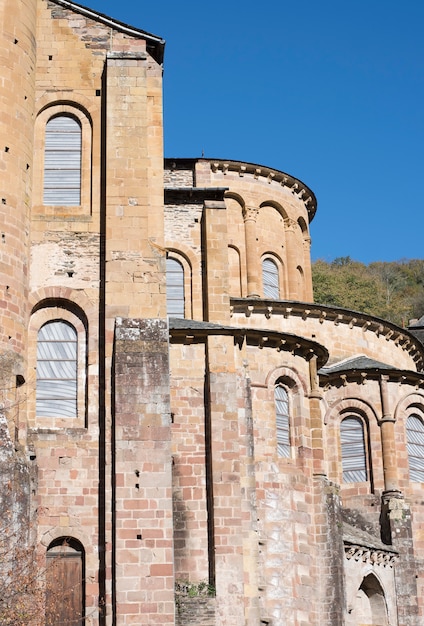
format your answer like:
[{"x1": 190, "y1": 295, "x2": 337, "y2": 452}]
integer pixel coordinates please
[{"x1": 0, "y1": 0, "x2": 37, "y2": 388}]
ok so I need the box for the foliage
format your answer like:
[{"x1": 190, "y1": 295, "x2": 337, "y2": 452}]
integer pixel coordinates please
[
  {"x1": 312, "y1": 257, "x2": 424, "y2": 327},
  {"x1": 0, "y1": 520, "x2": 83, "y2": 625},
  {"x1": 174, "y1": 579, "x2": 216, "y2": 616},
  {"x1": 175, "y1": 579, "x2": 216, "y2": 598}
]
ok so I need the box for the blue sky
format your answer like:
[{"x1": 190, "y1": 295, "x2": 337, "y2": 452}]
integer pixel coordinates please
[{"x1": 86, "y1": 0, "x2": 424, "y2": 264}]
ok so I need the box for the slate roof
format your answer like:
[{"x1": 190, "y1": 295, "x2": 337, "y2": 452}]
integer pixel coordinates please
[
  {"x1": 343, "y1": 523, "x2": 397, "y2": 554},
  {"x1": 320, "y1": 355, "x2": 394, "y2": 375}
]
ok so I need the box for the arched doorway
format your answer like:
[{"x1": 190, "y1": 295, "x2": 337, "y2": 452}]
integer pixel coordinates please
[
  {"x1": 353, "y1": 573, "x2": 388, "y2": 626},
  {"x1": 45, "y1": 537, "x2": 84, "y2": 625}
]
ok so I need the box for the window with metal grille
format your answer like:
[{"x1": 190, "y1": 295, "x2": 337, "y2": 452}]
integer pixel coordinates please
[
  {"x1": 275, "y1": 384, "x2": 290, "y2": 457},
  {"x1": 166, "y1": 258, "x2": 185, "y2": 318},
  {"x1": 340, "y1": 416, "x2": 367, "y2": 482},
  {"x1": 36, "y1": 320, "x2": 77, "y2": 418},
  {"x1": 406, "y1": 414, "x2": 424, "y2": 482},
  {"x1": 262, "y1": 258, "x2": 279, "y2": 299},
  {"x1": 43, "y1": 115, "x2": 82, "y2": 205}
]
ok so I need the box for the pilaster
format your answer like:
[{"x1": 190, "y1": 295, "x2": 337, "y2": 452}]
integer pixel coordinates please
[{"x1": 113, "y1": 318, "x2": 174, "y2": 625}]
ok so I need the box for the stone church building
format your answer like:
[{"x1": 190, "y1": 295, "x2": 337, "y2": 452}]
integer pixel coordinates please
[{"x1": 1, "y1": 1, "x2": 424, "y2": 624}]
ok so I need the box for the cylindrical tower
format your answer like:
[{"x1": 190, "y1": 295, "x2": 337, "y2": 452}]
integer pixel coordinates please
[
  {"x1": 0, "y1": 0, "x2": 36, "y2": 382},
  {"x1": 0, "y1": 3, "x2": 37, "y2": 607}
]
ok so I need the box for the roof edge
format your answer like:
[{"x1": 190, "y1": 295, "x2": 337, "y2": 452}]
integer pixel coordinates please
[
  {"x1": 49, "y1": 0, "x2": 165, "y2": 64},
  {"x1": 164, "y1": 157, "x2": 317, "y2": 221}
]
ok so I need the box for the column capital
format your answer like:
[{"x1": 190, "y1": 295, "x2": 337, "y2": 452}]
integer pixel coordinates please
[{"x1": 242, "y1": 205, "x2": 259, "y2": 222}]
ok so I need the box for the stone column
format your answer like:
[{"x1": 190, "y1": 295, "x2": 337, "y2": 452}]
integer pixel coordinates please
[
  {"x1": 303, "y1": 236, "x2": 314, "y2": 302},
  {"x1": 243, "y1": 206, "x2": 260, "y2": 298},
  {"x1": 284, "y1": 218, "x2": 300, "y2": 300},
  {"x1": 309, "y1": 356, "x2": 325, "y2": 476},
  {"x1": 379, "y1": 375, "x2": 399, "y2": 493}
]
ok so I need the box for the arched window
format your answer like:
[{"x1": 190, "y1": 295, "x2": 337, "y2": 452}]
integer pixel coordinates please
[
  {"x1": 228, "y1": 245, "x2": 242, "y2": 297},
  {"x1": 166, "y1": 257, "x2": 185, "y2": 318},
  {"x1": 352, "y1": 574, "x2": 389, "y2": 626},
  {"x1": 275, "y1": 383, "x2": 290, "y2": 457},
  {"x1": 46, "y1": 538, "x2": 84, "y2": 625},
  {"x1": 340, "y1": 416, "x2": 367, "y2": 482},
  {"x1": 406, "y1": 414, "x2": 424, "y2": 482},
  {"x1": 43, "y1": 115, "x2": 82, "y2": 205},
  {"x1": 36, "y1": 320, "x2": 78, "y2": 418},
  {"x1": 262, "y1": 257, "x2": 279, "y2": 299}
]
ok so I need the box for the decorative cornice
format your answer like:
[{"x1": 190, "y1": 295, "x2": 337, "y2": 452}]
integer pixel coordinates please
[
  {"x1": 163, "y1": 158, "x2": 317, "y2": 220},
  {"x1": 168, "y1": 319, "x2": 328, "y2": 368},
  {"x1": 344, "y1": 544, "x2": 398, "y2": 568},
  {"x1": 230, "y1": 298, "x2": 424, "y2": 372},
  {"x1": 208, "y1": 159, "x2": 317, "y2": 221}
]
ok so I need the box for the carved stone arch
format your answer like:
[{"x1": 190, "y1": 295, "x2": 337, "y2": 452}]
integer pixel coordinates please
[
  {"x1": 297, "y1": 216, "x2": 308, "y2": 235},
  {"x1": 29, "y1": 287, "x2": 96, "y2": 322},
  {"x1": 265, "y1": 365, "x2": 308, "y2": 397},
  {"x1": 30, "y1": 295, "x2": 89, "y2": 330},
  {"x1": 40, "y1": 525, "x2": 91, "y2": 552},
  {"x1": 259, "y1": 199, "x2": 289, "y2": 221},
  {"x1": 262, "y1": 250, "x2": 284, "y2": 267},
  {"x1": 165, "y1": 242, "x2": 196, "y2": 271},
  {"x1": 394, "y1": 391, "x2": 424, "y2": 422},
  {"x1": 224, "y1": 190, "x2": 245, "y2": 212},
  {"x1": 36, "y1": 92, "x2": 96, "y2": 121},
  {"x1": 324, "y1": 397, "x2": 379, "y2": 427}
]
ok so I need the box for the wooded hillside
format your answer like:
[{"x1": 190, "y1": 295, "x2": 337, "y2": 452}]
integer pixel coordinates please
[{"x1": 312, "y1": 257, "x2": 424, "y2": 327}]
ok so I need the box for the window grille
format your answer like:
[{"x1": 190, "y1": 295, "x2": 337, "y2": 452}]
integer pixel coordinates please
[
  {"x1": 262, "y1": 258, "x2": 279, "y2": 299},
  {"x1": 166, "y1": 258, "x2": 185, "y2": 318},
  {"x1": 406, "y1": 414, "x2": 424, "y2": 482},
  {"x1": 275, "y1": 384, "x2": 290, "y2": 457},
  {"x1": 340, "y1": 416, "x2": 367, "y2": 482},
  {"x1": 36, "y1": 320, "x2": 77, "y2": 418},
  {"x1": 43, "y1": 115, "x2": 82, "y2": 205}
]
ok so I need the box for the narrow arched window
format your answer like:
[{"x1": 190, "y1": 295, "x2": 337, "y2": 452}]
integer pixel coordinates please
[
  {"x1": 262, "y1": 258, "x2": 279, "y2": 299},
  {"x1": 406, "y1": 414, "x2": 424, "y2": 482},
  {"x1": 166, "y1": 258, "x2": 185, "y2": 318},
  {"x1": 340, "y1": 416, "x2": 367, "y2": 482},
  {"x1": 36, "y1": 321, "x2": 77, "y2": 418},
  {"x1": 275, "y1": 384, "x2": 290, "y2": 457},
  {"x1": 46, "y1": 538, "x2": 84, "y2": 625},
  {"x1": 44, "y1": 115, "x2": 82, "y2": 205}
]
